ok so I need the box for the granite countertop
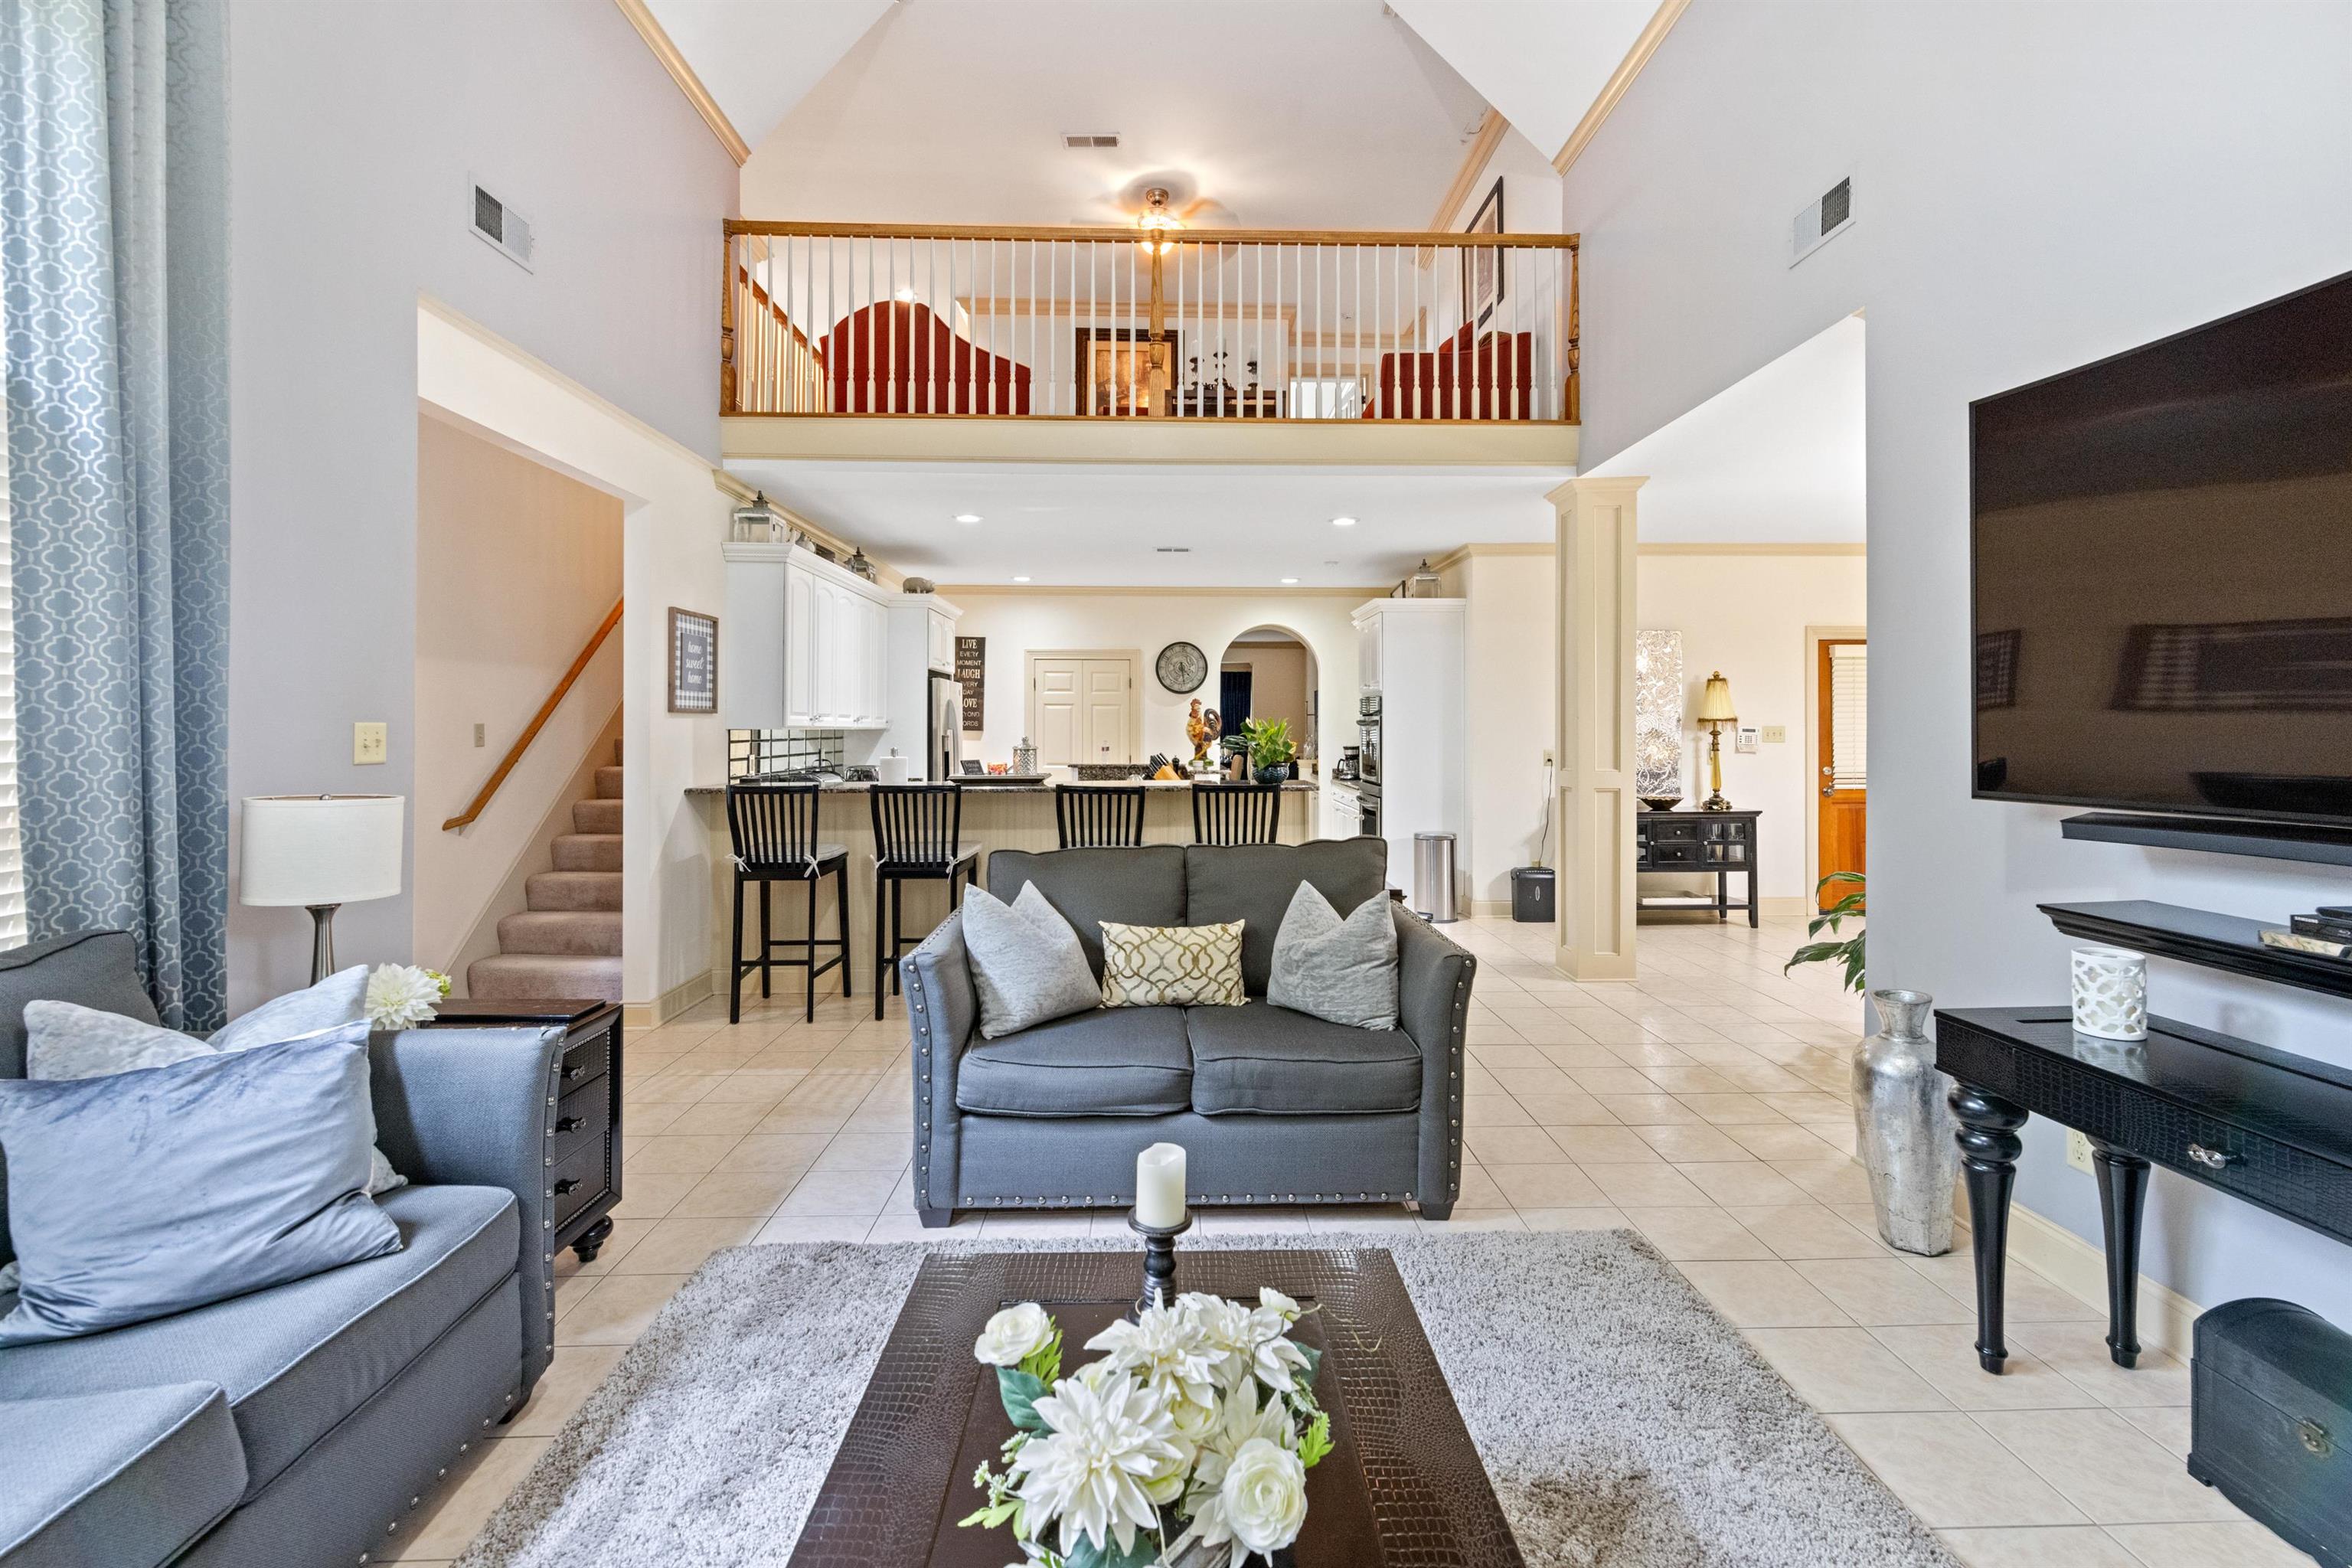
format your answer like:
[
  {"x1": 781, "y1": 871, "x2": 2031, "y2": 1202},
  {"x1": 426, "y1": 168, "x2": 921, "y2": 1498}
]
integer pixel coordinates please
[{"x1": 687, "y1": 777, "x2": 1319, "y2": 797}]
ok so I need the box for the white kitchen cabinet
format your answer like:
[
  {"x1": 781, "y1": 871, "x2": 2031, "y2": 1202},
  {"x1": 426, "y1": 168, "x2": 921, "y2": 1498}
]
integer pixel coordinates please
[
  {"x1": 926, "y1": 609, "x2": 955, "y2": 674},
  {"x1": 1350, "y1": 598, "x2": 1463, "y2": 901},
  {"x1": 1356, "y1": 615, "x2": 1383, "y2": 694},
  {"x1": 723, "y1": 543, "x2": 897, "y2": 730}
]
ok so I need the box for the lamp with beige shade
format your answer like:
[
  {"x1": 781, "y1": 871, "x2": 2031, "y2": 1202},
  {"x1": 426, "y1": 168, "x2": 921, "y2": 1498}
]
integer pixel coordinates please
[
  {"x1": 240, "y1": 795, "x2": 405, "y2": 983},
  {"x1": 1695, "y1": 671, "x2": 1738, "y2": 812}
]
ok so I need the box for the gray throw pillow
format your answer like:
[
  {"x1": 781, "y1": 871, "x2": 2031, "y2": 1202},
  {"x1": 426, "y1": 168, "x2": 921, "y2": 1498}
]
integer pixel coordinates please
[
  {"x1": 1267, "y1": 882, "x2": 1400, "y2": 1031},
  {"x1": 961, "y1": 883, "x2": 1102, "y2": 1038},
  {"x1": 0, "y1": 1036, "x2": 404, "y2": 1345},
  {"x1": 24, "y1": 965, "x2": 406, "y2": 1197}
]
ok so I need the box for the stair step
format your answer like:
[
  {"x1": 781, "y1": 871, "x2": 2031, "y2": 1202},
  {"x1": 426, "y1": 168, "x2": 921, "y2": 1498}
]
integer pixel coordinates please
[
  {"x1": 572, "y1": 798, "x2": 621, "y2": 835},
  {"x1": 527, "y1": 870, "x2": 622, "y2": 912},
  {"x1": 551, "y1": 833, "x2": 621, "y2": 872},
  {"x1": 497, "y1": 910, "x2": 621, "y2": 957},
  {"x1": 594, "y1": 766, "x2": 624, "y2": 800},
  {"x1": 468, "y1": 953, "x2": 621, "y2": 1004}
]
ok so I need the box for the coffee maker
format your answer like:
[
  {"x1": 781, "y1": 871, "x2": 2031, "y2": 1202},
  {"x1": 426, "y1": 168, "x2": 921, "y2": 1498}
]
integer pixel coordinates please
[{"x1": 1334, "y1": 745, "x2": 1361, "y2": 782}]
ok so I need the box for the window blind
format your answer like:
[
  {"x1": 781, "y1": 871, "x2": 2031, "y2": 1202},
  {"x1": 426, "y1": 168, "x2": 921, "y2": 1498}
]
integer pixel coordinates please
[
  {"x1": 0, "y1": 431, "x2": 23, "y2": 949},
  {"x1": 1830, "y1": 642, "x2": 1867, "y2": 791}
]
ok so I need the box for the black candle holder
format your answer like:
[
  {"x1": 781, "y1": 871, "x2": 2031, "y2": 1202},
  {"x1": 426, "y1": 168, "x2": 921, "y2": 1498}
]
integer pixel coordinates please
[{"x1": 1128, "y1": 1211, "x2": 1193, "y2": 1315}]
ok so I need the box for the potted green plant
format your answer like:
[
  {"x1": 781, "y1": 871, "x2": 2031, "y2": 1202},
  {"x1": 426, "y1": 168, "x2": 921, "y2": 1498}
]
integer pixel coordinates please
[
  {"x1": 1240, "y1": 717, "x2": 1296, "y2": 786},
  {"x1": 1785, "y1": 871, "x2": 1865, "y2": 991}
]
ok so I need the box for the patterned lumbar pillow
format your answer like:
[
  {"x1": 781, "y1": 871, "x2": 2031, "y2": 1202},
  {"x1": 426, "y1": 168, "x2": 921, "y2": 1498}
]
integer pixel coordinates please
[
  {"x1": 25, "y1": 964, "x2": 406, "y2": 1196},
  {"x1": 1099, "y1": 920, "x2": 1246, "y2": 1008},
  {"x1": 1268, "y1": 882, "x2": 1400, "y2": 1030},
  {"x1": 960, "y1": 883, "x2": 1102, "y2": 1037}
]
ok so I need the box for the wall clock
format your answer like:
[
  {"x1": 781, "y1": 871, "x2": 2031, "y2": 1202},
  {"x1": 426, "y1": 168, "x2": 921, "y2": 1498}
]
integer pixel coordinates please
[{"x1": 1155, "y1": 641, "x2": 1208, "y2": 694}]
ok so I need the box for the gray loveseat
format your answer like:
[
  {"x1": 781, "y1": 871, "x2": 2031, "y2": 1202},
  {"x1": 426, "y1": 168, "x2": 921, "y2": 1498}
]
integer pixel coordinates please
[
  {"x1": 903, "y1": 839, "x2": 1476, "y2": 1226},
  {"x1": 0, "y1": 931, "x2": 562, "y2": 1568}
]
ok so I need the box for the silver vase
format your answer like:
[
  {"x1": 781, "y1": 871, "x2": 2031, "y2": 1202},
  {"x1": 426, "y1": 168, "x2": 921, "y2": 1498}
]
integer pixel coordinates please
[{"x1": 1852, "y1": 988, "x2": 1957, "y2": 1256}]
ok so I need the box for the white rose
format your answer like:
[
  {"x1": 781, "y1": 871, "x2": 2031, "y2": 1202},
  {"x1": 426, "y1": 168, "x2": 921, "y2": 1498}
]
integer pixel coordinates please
[
  {"x1": 974, "y1": 1302, "x2": 1054, "y2": 1367},
  {"x1": 1220, "y1": 1436, "x2": 1308, "y2": 1554},
  {"x1": 1258, "y1": 1286, "x2": 1300, "y2": 1321}
]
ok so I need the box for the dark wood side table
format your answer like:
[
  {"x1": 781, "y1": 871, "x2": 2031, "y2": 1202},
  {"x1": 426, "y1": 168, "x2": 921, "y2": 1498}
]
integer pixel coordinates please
[
  {"x1": 1635, "y1": 808, "x2": 1759, "y2": 926},
  {"x1": 422, "y1": 998, "x2": 623, "y2": 1263},
  {"x1": 1936, "y1": 1006, "x2": 2352, "y2": 1374}
]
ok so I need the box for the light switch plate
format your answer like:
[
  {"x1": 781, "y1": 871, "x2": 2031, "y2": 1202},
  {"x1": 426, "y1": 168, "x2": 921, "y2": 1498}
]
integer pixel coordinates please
[
  {"x1": 473, "y1": 723, "x2": 485, "y2": 748},
  {"x1": 1760, "y1": 725, "x2": 1788, "y2": 744},
  {"x1": 353, "y1": 722, "x2": 388, "y2": 765},
  {"x1": 2066, "y1": 1128, "x2": 2095, "y2": 1175},
  {"x1": 1734, "y1": 725, "x2": 1760, "y2": 754}
]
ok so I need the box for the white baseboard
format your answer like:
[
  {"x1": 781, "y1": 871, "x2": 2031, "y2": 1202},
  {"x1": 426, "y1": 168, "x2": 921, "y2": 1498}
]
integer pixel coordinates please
[
  {"x1": 624, "y1": 968, "x2": 714, "y2": 1030},
  {"x1": 2005, "y1": 1201, "x2": 2204, "y2": 1361}
]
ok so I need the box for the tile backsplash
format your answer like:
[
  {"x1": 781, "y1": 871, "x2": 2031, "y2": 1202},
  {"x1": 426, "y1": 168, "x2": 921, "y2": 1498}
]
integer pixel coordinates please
[{"x1": 727, "y1": 729, "x2": 846, "y2": 778}]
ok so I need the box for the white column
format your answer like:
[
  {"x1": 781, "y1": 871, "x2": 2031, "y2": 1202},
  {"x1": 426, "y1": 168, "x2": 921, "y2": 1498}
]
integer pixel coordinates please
[{"x1": 1552, "y1": 475, "x2": 1645, "y2": 982}]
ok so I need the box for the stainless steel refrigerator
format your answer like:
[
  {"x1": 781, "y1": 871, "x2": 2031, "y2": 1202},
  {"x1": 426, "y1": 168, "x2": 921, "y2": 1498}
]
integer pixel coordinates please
[{"x1": 926, "y1": 675, "x2": 964, "y2": 781}]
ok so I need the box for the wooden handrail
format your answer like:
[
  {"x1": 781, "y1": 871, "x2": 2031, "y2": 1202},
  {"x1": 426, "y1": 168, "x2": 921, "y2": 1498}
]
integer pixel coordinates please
[
  {"x1": 724, "y1": 217, "x2": 1579, "y2": 248},
  {"x1": 443, "y1": 599, "x2": 624, "y2": 831}
]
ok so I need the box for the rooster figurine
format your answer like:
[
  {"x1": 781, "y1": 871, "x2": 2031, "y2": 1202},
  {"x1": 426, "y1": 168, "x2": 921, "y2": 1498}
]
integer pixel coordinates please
[{"x1": 1185, "y1": 698, "x2": 1222, "y2": 769}]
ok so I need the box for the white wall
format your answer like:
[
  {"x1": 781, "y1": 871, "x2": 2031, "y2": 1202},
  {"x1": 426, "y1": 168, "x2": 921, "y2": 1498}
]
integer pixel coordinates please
[
  {"x1": 413, "y1": 413, "x2": 622, "y2": 965},
  {"x1": 1563, "y1": 0, "x2": 2352, "y2": 1316},
  {"x1": 227, "y1": 1, "x2": 734, "y2": 1009},
  {"x1": 1638, "y1": 551, "x2": 1866, "y2": 900},
  {"x1": 945, "y1": 590, "x2": 1362, "y2": 782},
  {"x1": 1438, "y1": 550, "x2": 1557, "y2": 911}
]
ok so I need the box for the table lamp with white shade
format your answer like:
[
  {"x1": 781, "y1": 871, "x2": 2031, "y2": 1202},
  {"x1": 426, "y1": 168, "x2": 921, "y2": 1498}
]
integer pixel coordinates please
[
  {"x1": 240, "y1": 795, "x2": 405, "y2": 983},
  {"x1": 1695, "y1": 671, "x2": 1739, "y2": 812}
]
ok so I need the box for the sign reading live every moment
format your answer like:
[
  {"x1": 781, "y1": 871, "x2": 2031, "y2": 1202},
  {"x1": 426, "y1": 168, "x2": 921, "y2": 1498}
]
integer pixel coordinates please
[{"x1": 956, "y1": 635, "x2": 985, "y2": 731}]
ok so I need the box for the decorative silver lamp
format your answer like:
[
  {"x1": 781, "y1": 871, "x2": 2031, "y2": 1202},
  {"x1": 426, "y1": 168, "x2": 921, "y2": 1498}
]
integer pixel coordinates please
[{"x1": 239, "y1": 795, "x2": 405, "y2": 982}]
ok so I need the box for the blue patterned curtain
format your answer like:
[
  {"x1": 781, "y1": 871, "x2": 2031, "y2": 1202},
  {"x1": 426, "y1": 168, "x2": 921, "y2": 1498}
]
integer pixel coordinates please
[{"x1": 0, "y1": 0, "x2": 227, "y2": 1029}]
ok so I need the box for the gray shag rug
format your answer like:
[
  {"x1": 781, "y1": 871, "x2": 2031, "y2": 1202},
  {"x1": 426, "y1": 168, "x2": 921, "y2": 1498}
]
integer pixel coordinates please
[{"x1": 456, "y1": 1230, "x2": 1956, "y2": 1568}]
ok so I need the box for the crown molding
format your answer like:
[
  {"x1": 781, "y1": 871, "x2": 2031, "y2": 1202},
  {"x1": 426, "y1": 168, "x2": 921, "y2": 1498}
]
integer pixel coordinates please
[
  {"x1": 936, "y1": 583, "x2": 1384, "y2": 599},
  {"x1": 1552, "y1": 0, "x2": 1690, "y2": 176},
  {"x1": 1431, "y1": 108, "x2": 1510, "y2": 230},
  {"x1": 1638, "y1": 541, "x2": 1866, "y2": 557},
  {"x1": 612, "y1": 0, "x2": 750, "y2": 166}
]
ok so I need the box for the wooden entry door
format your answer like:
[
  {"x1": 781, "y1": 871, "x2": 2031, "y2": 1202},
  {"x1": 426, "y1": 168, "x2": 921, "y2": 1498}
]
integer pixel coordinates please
[
  {"x1": 1816, "y1": 638, "x2": 1867, "y2": 909},
  {"x1": 1031, "y1": 657, "x2": 1133, "y2": 766}
]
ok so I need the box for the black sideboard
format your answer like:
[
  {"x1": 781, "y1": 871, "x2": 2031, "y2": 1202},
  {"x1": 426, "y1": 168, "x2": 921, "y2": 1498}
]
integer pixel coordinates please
[
  {"x1": 1935, "y1": 1006, "x2": 2352, "y2": 1374},
  {"x1": 423, "y1": 998, "x2": 623, "y2": 1263},
  {"x1": 1635, "y1": 808, "x2": 1759, "y2": 926}
]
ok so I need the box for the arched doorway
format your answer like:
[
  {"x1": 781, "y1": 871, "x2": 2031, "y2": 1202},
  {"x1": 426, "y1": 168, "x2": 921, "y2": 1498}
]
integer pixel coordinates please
[{"x1": 1213, "y1": 624, "x2": 1318, "y2": 775}]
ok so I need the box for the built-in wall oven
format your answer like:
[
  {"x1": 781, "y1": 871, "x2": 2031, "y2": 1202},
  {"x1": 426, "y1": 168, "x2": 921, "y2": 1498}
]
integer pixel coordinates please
[{"x1": 1356, "y1": 694, "x2": 1382, "y2": 839}]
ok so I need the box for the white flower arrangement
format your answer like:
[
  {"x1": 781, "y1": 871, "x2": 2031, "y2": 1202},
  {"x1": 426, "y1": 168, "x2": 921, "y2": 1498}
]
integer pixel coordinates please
[
  {"x1": 963, "y1": 1289, "x2": 1331, "y2": 1568},
  {"x1": 364, "y1": 964, "x2": 452, "y2": 1031}
]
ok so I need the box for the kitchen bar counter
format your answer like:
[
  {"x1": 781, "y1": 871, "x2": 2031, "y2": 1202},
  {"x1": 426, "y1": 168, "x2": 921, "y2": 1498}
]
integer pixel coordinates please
[
  {"x1": 684, "y1": 776, "x2": 1322, "y2": 1009},
  {"x1": 684, "y1": 778, "x2": 1320, "y2": 795}
]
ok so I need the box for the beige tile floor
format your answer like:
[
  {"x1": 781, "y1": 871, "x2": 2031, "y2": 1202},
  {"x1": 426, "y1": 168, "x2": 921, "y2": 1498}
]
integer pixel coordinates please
[{"x1": 382, "y1": 908, "x2": 2314, "y2": 1567}]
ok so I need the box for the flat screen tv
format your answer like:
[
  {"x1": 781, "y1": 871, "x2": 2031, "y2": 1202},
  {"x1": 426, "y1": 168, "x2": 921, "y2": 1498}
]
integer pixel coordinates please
[{"x1": 1971, "y1": 270, "x2": 2352, "y2": 826}]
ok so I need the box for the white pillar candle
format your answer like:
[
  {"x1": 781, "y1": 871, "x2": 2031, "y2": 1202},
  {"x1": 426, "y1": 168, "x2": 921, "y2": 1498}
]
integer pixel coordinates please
[
  {"x1": 2071, "y1": 945, "x2": 2149, "y2": 1041},
  {"x1": 1135, "y1": 1142, "x2": 1187, "y2": 1228}
]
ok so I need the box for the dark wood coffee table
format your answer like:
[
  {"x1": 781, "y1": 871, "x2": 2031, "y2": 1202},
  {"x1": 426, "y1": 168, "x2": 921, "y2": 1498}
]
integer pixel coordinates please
[{"x1": 787, "y1": 1249, "x2": 1524, "y2": 1567}]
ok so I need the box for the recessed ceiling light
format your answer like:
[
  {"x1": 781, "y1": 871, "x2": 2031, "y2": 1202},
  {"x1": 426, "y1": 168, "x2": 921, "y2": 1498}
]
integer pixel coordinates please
[
  {"x1": 1331, "y1": 515, "x2": 1357, "y2": 528},
  {"x1": 1012, "y1": 575, "x2": 1031, "y2": 583},
  {"x1": 955, "y1": 513, "x2": 982, "y2": 524},
  {"x1": 1279, "y1": 577, "x2": 1299, "y2": 585}
]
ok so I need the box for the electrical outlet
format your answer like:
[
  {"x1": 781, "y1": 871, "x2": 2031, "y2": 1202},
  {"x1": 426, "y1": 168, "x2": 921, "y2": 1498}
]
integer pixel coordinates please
[
  {"x1": 2066, "y1": 1128, "x2": 2095, "y2": 1174},
  {"x1": 1541, "y1": 750, "x2": 1555, "y2": 769},
  {"x1": 1761, "y1": 725, "x2": 1787, "y2": 744},
  {"x1": 473, "y1": 723, "x2": 485, "y2": 749},
  {"x1": 353, "y1": 722, "x2": 388, "y2": 766}
]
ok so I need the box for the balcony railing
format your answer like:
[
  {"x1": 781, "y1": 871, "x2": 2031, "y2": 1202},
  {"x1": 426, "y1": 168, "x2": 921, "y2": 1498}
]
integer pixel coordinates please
[{"x1": 722, "y1": 220, "x2": 1578, "y2": 424}]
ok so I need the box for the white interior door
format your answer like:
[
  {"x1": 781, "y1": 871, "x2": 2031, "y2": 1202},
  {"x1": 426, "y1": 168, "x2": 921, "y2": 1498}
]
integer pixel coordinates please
[
  {"x1": 1081, "y1": 659, "x2": 1131, "y2": 763},
  {"x1": 1031, "y1": 658, "x2": 1081, "y2": 764}
]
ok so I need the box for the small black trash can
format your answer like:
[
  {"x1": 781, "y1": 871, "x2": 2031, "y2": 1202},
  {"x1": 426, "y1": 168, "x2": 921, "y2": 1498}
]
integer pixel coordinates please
[{"x1": 1510, "y1": 866, "x2": 1555, "y2": 923}]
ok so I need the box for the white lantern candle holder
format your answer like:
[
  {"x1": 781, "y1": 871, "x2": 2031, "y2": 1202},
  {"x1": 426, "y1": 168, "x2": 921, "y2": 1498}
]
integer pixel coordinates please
[{"x1": 2071, "y1": 946, "x2": 2148, "y2": 1041}]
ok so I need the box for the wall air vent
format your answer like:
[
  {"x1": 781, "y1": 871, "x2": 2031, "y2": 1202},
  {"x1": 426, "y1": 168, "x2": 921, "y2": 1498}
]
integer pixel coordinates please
[
  {"x1": 1791, "y1": 175, "x2": 1853, "y2": 267},
  {"x1": 1155, "y1": 547, "x2": 1191, "y2": 554},
  {"x1": 1063, "y1": 132, "x2": 1120, "y2": 149},
  {"x1": 470, "y1": 181, "x2": 534, "y2": 272}
]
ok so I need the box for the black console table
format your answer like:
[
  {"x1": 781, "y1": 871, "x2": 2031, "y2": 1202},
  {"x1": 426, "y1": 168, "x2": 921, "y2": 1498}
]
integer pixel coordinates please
[
  {"x1": 1936, "y1": 1005, "x2": 2352, "y2": 1374},
  {"x1": 1635, "y1": 808, "x2": 1759, "y2": 926}
]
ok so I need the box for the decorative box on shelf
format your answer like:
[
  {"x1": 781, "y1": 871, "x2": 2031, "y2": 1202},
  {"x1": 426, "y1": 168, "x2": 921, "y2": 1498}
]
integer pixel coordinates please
[{"x1": 422, "y1": 998, "x2": 622, "y2": 1263}]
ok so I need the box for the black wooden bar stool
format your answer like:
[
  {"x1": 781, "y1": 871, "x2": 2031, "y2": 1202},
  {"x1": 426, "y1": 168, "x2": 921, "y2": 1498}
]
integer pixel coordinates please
[
  {"x1": 867, "y1": 782, "x2": 981, "y2": 1021},
  {"x1": 725, "y1": 781, "x2": 852, "y2": 1023},
  {"x1": 1054, "y1": 782, "x2": 1147, "y2": 848},
  {"x1": 1191, "y1": 781, "x2": 1283, "y2": 845}
]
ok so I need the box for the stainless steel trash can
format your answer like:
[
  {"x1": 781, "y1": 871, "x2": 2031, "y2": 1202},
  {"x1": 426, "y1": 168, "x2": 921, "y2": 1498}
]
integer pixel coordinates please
[{"x1": 1413, "y1": 831, "x2": 1459, "y2": 923}]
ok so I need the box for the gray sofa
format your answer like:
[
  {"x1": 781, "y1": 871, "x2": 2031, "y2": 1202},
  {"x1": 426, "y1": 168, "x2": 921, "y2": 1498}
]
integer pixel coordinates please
[
  {"x1": 903, "y1": 839, "x2": 1476, "y2": 1225},
  {"x1": 0, "y1": 931, "x2": 562, "y2": 1568}
]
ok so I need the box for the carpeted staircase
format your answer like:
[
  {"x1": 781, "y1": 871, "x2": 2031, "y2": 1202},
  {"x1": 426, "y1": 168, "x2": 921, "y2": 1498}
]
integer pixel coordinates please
[{"x1": 468, "y1": 753, "x2": 622, "y2": 1002}]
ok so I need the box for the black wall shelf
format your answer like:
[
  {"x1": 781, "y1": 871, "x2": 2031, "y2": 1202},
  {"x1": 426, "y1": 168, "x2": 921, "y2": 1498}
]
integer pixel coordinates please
[
  {"x1": 2040, "y1": 899, "x2": 2352, "y2": 1004},
  {"x1": 2061, "y1": 811, "x2": 2352, "y2": 868}
]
